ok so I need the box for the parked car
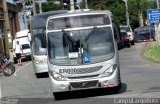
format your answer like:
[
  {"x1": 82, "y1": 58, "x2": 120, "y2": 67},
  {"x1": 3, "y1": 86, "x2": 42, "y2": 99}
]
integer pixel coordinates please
[
  {"x1": 120, "y1": 30, "x2": 130, "y2": 48},
  {"x1": 120, "y1": 26, "x2": 135, "y2": 45},
  {"x1": 134, "y1": 26, "x2": 155, "y2": 42}
]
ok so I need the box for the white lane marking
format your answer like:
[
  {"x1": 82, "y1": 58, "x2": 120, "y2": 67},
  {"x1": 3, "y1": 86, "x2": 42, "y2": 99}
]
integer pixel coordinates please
[{"x1": 14, "y1": 62, "x2": 32, "y2": 76}]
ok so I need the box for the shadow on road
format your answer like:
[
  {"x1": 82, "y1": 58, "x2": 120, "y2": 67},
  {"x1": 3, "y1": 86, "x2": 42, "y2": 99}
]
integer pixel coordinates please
[
  {"x1": 0, "y1": 83, "x2": 127, "y2": 104},
  {"x1": 55, "y1": 83, "x2": 127, "y2": 100}
]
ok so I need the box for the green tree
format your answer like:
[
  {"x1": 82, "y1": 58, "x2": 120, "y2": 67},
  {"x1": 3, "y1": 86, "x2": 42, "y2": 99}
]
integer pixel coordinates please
[
  {"x1": 89, "y1": 0, "x2": 108, "y2": 10},
  {"x1": 79, "y1": 0, "x2": 85, "y2": 9},
  {"x1": 106, "y1": 1, "x2": 125, "y2": 25},
  {"x1": 42, "y1": 0, "x2": 61, "y2": 12},
  {"x1": 128, "y1": 0, "x2": 150, "y2": 28}
]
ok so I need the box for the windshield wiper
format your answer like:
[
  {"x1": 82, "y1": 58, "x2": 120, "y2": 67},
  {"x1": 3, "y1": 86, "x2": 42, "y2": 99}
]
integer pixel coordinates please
[
  {"x1": 62, "y1": 29, "x2": 76, "y2": 52},
  {"x1": 62, "y1": 29, "x2": 75, "y2": 42},
  {"x1": 85, "y1": 26, "x2": 97, "y2": 42}
]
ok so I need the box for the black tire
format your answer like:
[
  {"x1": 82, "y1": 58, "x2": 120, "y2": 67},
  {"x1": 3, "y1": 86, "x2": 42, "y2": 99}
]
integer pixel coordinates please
[
  {"x1": 113, "y1": 86, "x2": 120, "y2": 93},
  {"x1": 53, "y1": 92, "x2": 61, "y2": 100},
  {"x1": 131, "y1": 41, "x2": 134, "y2": 45},
  {"x1": 35, "y1": 72, "x2": 49, "y2": 78},
  {"x1": 127, "y1": 43, "x2": 131, "y2": 48},
  {"x1": 3, "y1": 64, "x2": 15, "y2": 76},
  {"x1": 117, "y1": 42, "x2": 123, "y2": 50},
  {"x1": 114, "y1": 69, "x2": 121, "y2": 93},
  {"x1": 118, "y1": 73, "x2": 122, "y2": 89},
  {"x1": 8, "y1": 64, "x2": 15, "y2": 74},
  {"x1": 35, "y1": 73, "x2": 41, "y2": 78}
]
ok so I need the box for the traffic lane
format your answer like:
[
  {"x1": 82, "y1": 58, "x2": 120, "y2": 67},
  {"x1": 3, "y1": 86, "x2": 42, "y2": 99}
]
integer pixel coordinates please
[
  {"x1": 1, "y1": 98, "x2": 117, "y2": 104},
  {"x1": 1, "y1": 63, "x2": 127, "y2": 98},
  {"x1": 1, "y1": 42, "x2": 160, "y2": 100},
  {"x1": 0, "y1": 61, "x2": 52, "y2": 98},
  {"x1": 119, "y1": 42, "x2": 160, "y2": 97}
]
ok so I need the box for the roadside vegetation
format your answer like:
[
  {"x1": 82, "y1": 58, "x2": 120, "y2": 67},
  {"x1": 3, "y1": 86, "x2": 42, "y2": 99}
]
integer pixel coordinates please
[
  {"x1": 144, "y1": 42, "x2": 160, "y2": 63},
  {"x1": 14, "y1": 0, "x2": 157, "y2": 29}
]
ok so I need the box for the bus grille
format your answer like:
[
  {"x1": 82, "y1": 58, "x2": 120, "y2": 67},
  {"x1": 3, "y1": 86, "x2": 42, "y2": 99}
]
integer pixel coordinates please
[
  {"x1": 70, "y1": 80, "x2": 98, "y2": 88},
  {"x1": 59, "y1": 66, "x2": 103, "y2": 74},
  {"x1": 67, "y1": 74, "x2": 100, "y2": 79},
  {"x1": 75, "y1": 66, "x2": 103, "y2": 74}
]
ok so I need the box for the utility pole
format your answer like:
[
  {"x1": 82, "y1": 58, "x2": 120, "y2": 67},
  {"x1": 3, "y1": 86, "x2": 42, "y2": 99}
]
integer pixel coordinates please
[
  {"x1": 70, "y1": 0, "x2": 75, "y2": 11},
  {"x1": 38, "y1": 0, "x2": 42, "y2": 13},
  {"x1": 123, "y1": 0, "x2": 130, "y2": 27},
  {"x1": 85, "y1": 0, "x2": 88, "y2": 9},
  {"x1": 2, "y1": 0, "x2": 11, "y2": 54},
  {"x1": 156, "y1": 0, "x2": 159, "y2": 8},
  {"x1": 156, "y1": 0, "x2": 160, "y2": 45},
  {"x1": 60, "y1": 0, "x2": 64, "y2": 9},
  {"x1": 32, "y1": 0, "x2": 36, "y2": 15},
  {"x1": 137, "y1": 1, "x2": 143, "y2": 27},
  {"x1": 22, "y1": 0, "x2": 28, "y2": 29}
]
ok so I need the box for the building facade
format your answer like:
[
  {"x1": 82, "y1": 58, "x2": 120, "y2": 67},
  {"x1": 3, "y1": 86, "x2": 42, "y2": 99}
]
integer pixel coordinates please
[{"x1": 0, "y1": 1, "x2": 19, "y2": 53}]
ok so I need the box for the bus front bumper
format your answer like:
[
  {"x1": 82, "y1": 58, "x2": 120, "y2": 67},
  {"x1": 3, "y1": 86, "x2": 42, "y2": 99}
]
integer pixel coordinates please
[
  {"x1": 49, "y1": 69, "x2": 119, "y2": 93},
  {"x1": 33, "y1": 62, "x2": 48, "y2": 73}
]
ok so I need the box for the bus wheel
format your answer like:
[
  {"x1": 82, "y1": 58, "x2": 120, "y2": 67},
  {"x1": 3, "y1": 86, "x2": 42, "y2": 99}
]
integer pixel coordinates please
[
  {"x1": 118, "y1": 70, "x2": 122, "y2": 89},
  {"x1": 53, "y1": 92, "x2": 61, "y2": 100},
  {"x1": 35, "y1": 72, "x2": 49, "y2": 78},
  {"x1": 131, "y1": 41, "x2": 134, "y2": 45},
  {"x1": 35, "y1": 73, "x2": 41, "y2": 78},
  {"x1": 114, "y1": 71, "x2": 121, "y2": 93},
  {"x1": 113, "y1": 82, "x2": 121, "y2": 93}
]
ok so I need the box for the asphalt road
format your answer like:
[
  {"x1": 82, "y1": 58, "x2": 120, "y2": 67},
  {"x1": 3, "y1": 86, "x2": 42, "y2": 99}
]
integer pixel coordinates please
[{"x1": 1, "y1": 42, "x2": 160, "y2": 104}]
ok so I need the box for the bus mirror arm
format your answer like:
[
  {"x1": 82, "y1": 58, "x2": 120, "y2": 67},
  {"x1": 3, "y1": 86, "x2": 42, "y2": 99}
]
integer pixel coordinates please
[{"x1": 41, "y1": 33, "x2": 46, "y2": 48}]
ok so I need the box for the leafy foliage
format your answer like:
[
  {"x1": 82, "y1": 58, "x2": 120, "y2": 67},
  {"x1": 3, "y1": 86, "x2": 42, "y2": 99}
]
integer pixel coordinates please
[
  {"x1": 80, "y1": 0, "x2": 153, "y2": 29},
  {"x1": 42, "y1": 0, "x2": 61, "y2": 12}
]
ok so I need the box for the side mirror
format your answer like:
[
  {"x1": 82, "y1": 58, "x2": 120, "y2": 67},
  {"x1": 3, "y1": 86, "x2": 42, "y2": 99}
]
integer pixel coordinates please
[
  {"x1": 41, "y1": 34, "x2": 46, "y2": 48},
  {"x1": 41, "y1": 29, "x2": 46, "y2": 48},
  {"x1": 27, "y1": 31, "x2": 31, "y2": 42},
  {"x1": 114, "y1": 32, "x2": 117, "y2": 40}
]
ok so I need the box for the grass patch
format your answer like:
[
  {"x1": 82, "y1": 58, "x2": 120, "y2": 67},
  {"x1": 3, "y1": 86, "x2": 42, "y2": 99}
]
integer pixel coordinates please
[{"x1": 144, "y1": 42, "x2": 160, "y2": 63}]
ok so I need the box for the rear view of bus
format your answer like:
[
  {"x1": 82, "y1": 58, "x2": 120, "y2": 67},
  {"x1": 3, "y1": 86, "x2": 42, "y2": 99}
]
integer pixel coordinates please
[
  {"x1": 46, "y1": 10, "x2": 121, "y2": 99},
  {"x1": 30, "y1": 11, "x2": 67, "y2": 78}
]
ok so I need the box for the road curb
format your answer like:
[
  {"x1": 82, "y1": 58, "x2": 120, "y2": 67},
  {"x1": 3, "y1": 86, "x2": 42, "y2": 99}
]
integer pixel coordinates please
[
  {"x1": 140, "y1": 42, "x2": 160, "y2": 64},
  {"x1": 14, "y1": 62, "x2": 32, "y2": 76}
]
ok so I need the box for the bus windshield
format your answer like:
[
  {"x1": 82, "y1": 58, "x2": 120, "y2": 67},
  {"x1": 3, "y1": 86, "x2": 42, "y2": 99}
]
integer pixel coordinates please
[
  {"x1": 48, "y1": 27, "x2": 115, "y2": 65},
  {"x1": 33, "y1": 28, "x2": 46, "y2": 55}
]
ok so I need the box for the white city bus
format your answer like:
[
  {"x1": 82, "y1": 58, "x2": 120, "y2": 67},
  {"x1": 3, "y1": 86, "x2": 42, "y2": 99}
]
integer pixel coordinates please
[
  {"x1": 46, "y1": 10, "x2": 121, "y2": 99},
  {"x1": 29, "y1": 11, "x2": 67, "y2": 78}
]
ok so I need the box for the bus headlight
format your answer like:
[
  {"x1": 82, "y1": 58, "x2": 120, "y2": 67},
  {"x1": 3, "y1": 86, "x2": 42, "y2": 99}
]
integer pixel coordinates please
[
  {"x1": 101, "y1": 64, "x2": 117, "y2": 77},
  {"x1": 42, "y1": 58, "x2": 47, "y2": 63},
  {"x1": 49, "y1": 70, "x2": 67, "y2": 81},
  {"x1": 35, "y1": 58, "x2": 47, "y2": 64},
  {"x1": 35, "y1": 60, "x2": 43, "y2": 64}
]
